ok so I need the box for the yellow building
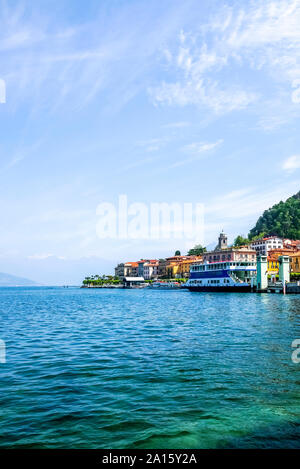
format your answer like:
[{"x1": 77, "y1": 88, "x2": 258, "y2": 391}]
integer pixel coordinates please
[
  {"x1": 177, "y1": 256, "x2": 203, "y2": 278},
  {"x1": 165, "y1": 255, "x2": 202, "y2": 278},
  {"x1": 165, "y1": 256, "x2": 184, "y2": 278},
  {"x1": 267, "y1": 257, "x2": 279, "y2": 274}
]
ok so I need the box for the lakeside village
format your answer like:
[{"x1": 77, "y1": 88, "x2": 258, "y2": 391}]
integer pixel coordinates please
[{"x1": 82, "y1": 232, "x2": 300, "y2": 294}]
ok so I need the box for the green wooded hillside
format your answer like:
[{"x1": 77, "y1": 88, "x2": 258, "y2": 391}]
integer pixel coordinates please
[{"x1": 249, "y1": 191, "x2": 300, "y2": 240}]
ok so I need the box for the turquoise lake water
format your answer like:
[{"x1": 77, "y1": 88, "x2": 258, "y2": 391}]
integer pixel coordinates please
[{"x1": 0, "y1": 286, "x2": 299, "y2": 448}]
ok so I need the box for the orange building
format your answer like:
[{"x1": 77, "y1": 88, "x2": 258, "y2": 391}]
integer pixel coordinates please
[
  {"x1": 269, "y1": 247, "x2": 298, "y2": 258},
  {"x1": 284, "y1": 239, "x2": 300, "y2": 250},
  {"x1": 290, "y1": 252, "x2": 300, "y2": 274},
  {"x1": 124, "y1": 262, "x2": 139, "y2": 277},
  {"x1": 165, "y1": 255, "x2": 202, "y2": 278},
  {"x1": 165, "y1": 256, "x2": 188, "y2": 278},
  {"x1": 268, "y1": 248, "x2": 300, "y2": 275}
]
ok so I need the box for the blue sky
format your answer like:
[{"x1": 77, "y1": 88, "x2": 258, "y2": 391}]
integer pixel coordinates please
[{"x1": 0, "y1": 0, "x2": 300, "y2": 284}]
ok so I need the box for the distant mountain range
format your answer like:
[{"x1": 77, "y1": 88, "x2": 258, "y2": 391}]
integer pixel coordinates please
[{"x1": 0, "y1": 272, "x2": 41, "y2": 287}]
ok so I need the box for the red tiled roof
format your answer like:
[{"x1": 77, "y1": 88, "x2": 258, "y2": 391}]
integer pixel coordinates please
[
  {"x1": 251, "y1": 236, "x2": 282, "y2": 242},
  {"x1": 289, "y1": 252, "x2": 300, "y2": 257},
  {"x1": 166, "y1": 256, "x2": 189, "y2": 261}
]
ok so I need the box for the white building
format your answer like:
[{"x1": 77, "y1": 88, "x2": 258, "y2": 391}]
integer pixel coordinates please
[
  {"x1": 250, "y1": 236, "x2": 283, "y2": 256},
  {"x1": 143, "y1": 261, "x2": 159, "y2": 280}
]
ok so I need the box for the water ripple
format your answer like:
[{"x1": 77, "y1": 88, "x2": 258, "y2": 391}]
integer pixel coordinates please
[{"x1": 0, "y1": 287, "x2": 299, "y2": 448}]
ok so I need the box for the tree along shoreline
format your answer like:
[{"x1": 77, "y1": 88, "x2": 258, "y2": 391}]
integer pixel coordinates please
[{"x1": 82, "y1": 275, "x2": 187, "y2": 288}]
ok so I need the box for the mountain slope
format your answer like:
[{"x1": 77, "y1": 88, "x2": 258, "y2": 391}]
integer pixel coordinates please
[
  {"x1": 249, "y1": 191, "x2": 300, "y2": 240},
  {"x1": 0, "y1": 272, "x2": 40, "y2": 286}
]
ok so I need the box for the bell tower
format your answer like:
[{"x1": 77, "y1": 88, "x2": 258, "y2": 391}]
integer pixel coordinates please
[{"x1": 218, "y1": 231, "x2": 228, "y2": 250}]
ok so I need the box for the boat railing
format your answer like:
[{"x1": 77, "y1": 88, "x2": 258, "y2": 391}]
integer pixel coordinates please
[{"x1": 229, "y1": 272, "x2": 243, "y2": 284}]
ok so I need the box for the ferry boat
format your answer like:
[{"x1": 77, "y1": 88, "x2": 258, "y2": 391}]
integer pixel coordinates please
[{"x1": 186, "y1": 260, "x2": 257, "y2": 292}]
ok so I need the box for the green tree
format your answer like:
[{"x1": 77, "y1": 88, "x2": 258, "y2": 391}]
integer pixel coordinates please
[
  {"x1": 188, "y1": 244, "x2": 207, "y2": 256},
  {"x1": 233, "y1": 235, "x2": 249, "y2": 247},
  {"x1": 175, "y1": 250, "x2": 181, "y2": 256},
  {"x1": 249, "y1": 191, "x2": 300, "y2": 240}
]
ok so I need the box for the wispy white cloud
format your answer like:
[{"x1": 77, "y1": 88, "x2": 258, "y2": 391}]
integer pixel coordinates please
[
  {"x1": 205, "y1": 182, "x2": 300, "y2": 221},
  {"x1": 121, "y1": 155, "x2": 161, "y2": 172},
  {"x1": 27, "y1": 253, "x2": 55, "y2": 260},
  {"x1": 0, "y1": 139, "x2": 43, "y2": 173},
  {"x1": 149, "y1": 0, "x2": 300, "y2": 122},
  {"x1": 149, "y1": 79, "x2": 257, "y2": 114},
  {"x1": 224, "y1": 0, "x2": 300, "y2": 51},
  {"x1": 183, "y1": 140, "x2": 223, "y2": 154},
  {"x1": 148, "y1": 25, "x2": 258, "y2": 113},
  {"x1": 0, "y1": 1, "x2": 193, "y2": 114},
  {"x1": 170, "y1": 139, "x2": 223, "y2": 168},
  {"x1": 162, "y1": 121, "x2": 190, "y2": 129},
  {"x1": 135, "y1": 137, "x2": 170, "y2": 153},
  {"x1": 282, "y1": 155, "x2": 300, "y2": 171}
]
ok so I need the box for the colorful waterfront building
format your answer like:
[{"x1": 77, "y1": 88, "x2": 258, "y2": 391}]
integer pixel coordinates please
[
  {"x1": 250, "y1": 236, "x2": 283, "y2": 256},
  {"x1": 164, "y1": 255, "x2": 204, "y2": 278},
  {"x1": 143, "y1": 260, "x2": 159, "y2": 280},
  {"x1": 267, "y1": 256, "x2": 279, "y2": 274},
  {"x1": 114, "y1": 263, "x2": 125, "y2": 280},
  {"x1": 165, "y1": 255, "x2": 189, "y2": 278},
  {"x1": 267, "y1": 247, "x2": 300, "y2": 275},
  {"x1": 124, "y1": 262, "x2": 139, "y2": 277},
  {"x1": 158, "y1": 259, "x2": 167, "y2": 278},
  {"x1": 268, "y1": 247, "x2": 297, "y2": 260},
  {"x1": 284, "y1": 239, "x2": 300, "y2": 250},
  {"x1": 177, "y1": 256, "x2": 203, "y2": 278},
  {"x1": 137, "y1": 260, "x2": 147, "y2": 278},
  {"x1": 290, "y1": 252, "x2": 300, "y2": 274},
  {"x1": 202, "y1": 246, "x2": 256, "y2": 264}
]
